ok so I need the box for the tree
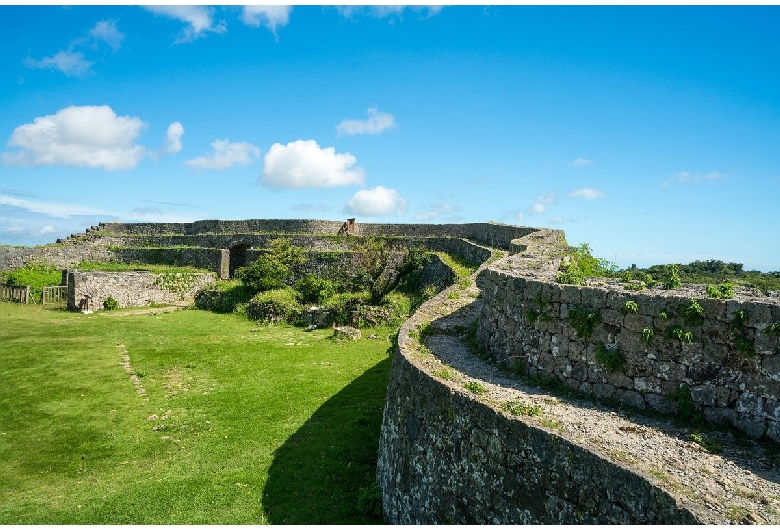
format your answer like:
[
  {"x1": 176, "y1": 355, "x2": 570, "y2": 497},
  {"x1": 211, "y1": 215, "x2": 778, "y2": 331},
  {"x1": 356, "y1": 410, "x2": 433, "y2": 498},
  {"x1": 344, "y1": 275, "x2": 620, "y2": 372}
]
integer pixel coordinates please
[{"x1": 236, "y1": 238, "x2": 305, "y2": 294}]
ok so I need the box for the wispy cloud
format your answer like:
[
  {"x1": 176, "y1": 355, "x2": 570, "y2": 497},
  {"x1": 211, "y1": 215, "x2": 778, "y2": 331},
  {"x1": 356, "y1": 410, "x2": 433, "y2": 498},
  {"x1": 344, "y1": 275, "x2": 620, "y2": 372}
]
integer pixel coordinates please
[
  {"x1": 336, "y1": 5, "x2": 443, "y2": 21},
  {"x1": 88, "y1": 19, "x2": 124, "y2": 51},
  {"x1": 569, "y1": 157, "x2": 592, "y2": 167},
  {"x1": 184, "y1": 139, "x2": 261, "y2": 170},
  {"x1": 568, "y1": 187, "x2": 605, "y2": 199},
  {"x1": 24, "y1": 50, "x2": 93, "y2": 77},
  {"x1": 336, "y1": 107, "x2": 396, "y2": 136},
  {"x1": 1, "y1": 194, "x2": 112, "y2": 218},
  {"x1": 24, "y1": 19, "x2": 125, "y2": 77},
  {"x1": 414, "y1": 202, "x2": 460, "y2": 221},
  {"x1": 241, "y1": 5, "x2": 292, "y2": 34},
  {"x1": 144, "y1": 6, "x2": 227, "y2": 43},
  {"x1": 661, "y1": 171, "x2": 726, "y2": 189}
]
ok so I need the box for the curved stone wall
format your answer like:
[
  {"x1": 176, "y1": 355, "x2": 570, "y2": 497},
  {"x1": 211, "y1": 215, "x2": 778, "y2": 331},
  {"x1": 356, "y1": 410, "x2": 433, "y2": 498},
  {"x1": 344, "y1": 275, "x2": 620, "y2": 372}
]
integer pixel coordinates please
[
  {"x1": 376, "y1": 269, "x2": 714, "y2": 524},
  {"x1": 476, "y1": 260, "x2": 780, "y2": 441}
]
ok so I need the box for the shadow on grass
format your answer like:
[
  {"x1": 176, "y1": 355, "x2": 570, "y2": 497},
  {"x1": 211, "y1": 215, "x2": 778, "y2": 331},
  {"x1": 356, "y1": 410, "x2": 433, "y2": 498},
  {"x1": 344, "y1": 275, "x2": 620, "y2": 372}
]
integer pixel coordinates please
[{"x1": 262, "y1": 355, "x2": 392, "y2": 524}]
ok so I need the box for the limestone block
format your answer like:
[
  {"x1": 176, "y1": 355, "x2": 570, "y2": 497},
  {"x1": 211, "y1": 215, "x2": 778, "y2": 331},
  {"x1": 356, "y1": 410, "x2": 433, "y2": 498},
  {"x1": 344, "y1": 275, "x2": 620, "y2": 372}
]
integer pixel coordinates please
[
  {"x1": 703, "y1": 407, "x2": 737, "y2": 428},
  {"x1": 645, "y1": 393, "x2": 677, "y2": 415},
  {"x1": 592, "y1": 383, "x2": 616, "y2": 400},
  {"x1": 623, "y1": 313, "x2": 652, "y2": 333},
  {"x1": 333, "y1": 326, "x2": 362, "y2": 340},
  {"x1": 615, "y1": 389, "x2": 645, "y2": 410},
  {"x1": 688, "y1": 362, "x2": 721, "y2": 383},
  {"x1": 560, "y1": 285, "x2": 581, "y2": 305},
  {"x1": 735, "y1": 414, "x2": 766, "y2": 439},
  {"x1": 635, "y1": 376, "x2": 663, "y2": 394},
  {"x1": 655, "y1": 361, "x2": 687, "y2": 381},
  {"x1": 736, "y1": 392, "x2": 764, "y2": 416},
  {"x1": 690, "y1": 385, "x2": 717, "y2": 407}
]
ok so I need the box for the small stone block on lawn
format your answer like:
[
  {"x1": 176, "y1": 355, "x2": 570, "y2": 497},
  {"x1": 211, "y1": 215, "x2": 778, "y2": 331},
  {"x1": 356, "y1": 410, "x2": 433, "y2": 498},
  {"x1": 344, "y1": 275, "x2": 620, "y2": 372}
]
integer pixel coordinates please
[{"x1": 334, "y1": 326, "x2": 362, "y2": 341}]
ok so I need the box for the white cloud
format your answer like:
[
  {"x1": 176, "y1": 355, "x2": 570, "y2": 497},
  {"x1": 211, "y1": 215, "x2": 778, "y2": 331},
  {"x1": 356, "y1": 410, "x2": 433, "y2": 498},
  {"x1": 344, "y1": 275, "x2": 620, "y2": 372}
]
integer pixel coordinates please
[
  {"x1": 569, "y1": 157, "x2": 592, "y2": 167},
  {"x1": 2, "y1": 105, "x2": 147, "y2": 170},
  {"x1": 163, "y1": 122, "x2": 184, "y2": 155},
  {"x1": 261, "y1": 139, "x2": 364, "y2": 188},
  {"x1": 568, "y1": 187, "x2": 605, "y2": 199},
  {"x1": 24, "y1": 50, "x2": 93, "y2": 77},
  {"x1": 144, "y1": 6, "x2": 227, "y2": 43},
  {"x1": 345, "y1": 186, "x2": 407, "y2": 217},
  {"x1": 336, "y1": 107, "x2": 396, "y2": 136},
  {"x1": 184, "y1": 139, "x2": 261, "y2": 170},
  {"x1": 241, "y1": 5, "x2": 292, "y2": 33},
  {"x1": 531, "y1": 203, "x2": 546, "y2": 214},
  {"x1": 39, "y1": 225, "x2": 56, "y2": 235},
  {"x1": 89, "y1": 20, "x2": 124, "y2": 51}
]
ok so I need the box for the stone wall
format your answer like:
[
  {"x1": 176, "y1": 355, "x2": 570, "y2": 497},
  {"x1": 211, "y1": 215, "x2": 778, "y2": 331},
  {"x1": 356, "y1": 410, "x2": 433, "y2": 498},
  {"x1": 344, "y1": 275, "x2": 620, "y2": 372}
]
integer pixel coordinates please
[
  {"x1": 96, "y1": 219, "x2": 539, "y2": 251},
  {"x1": 66, "y1": 270, "x2": 216, "y2": 311},
  {"x1": 476, "y1": 263, "x2": 780, "y2": 441},
  {"x1": 0, "y1": 244, "x2": 115, "y2": 271},
  {"x1": 377, "y1": 288, "x2": 710, "y2": 524}
]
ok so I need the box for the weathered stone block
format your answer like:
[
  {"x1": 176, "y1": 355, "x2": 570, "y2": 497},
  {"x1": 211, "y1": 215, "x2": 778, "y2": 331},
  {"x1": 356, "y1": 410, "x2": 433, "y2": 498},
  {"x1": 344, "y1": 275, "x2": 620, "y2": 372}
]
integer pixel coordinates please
[
  {"x1": 690, "y1": 385, "x2": 717, "y2": 407},
  {"x1": 655, "y1": 361, "x2": 686, "y2": 381},
  {"x1": 615, "y1": 389, "x2": 646, "y2": 410},
  {"x1": 645, "y1": 393, "x2": 677, "y2": 415},
  {"x1": 735, "y1": 414, "x2": 766, "y2": 439},
  {"x1": 703, "y1": 406, "x2": 736, "y2": 427},
  {"x1": 635, "y1": 376, "x2": 663, "y2": 394}
]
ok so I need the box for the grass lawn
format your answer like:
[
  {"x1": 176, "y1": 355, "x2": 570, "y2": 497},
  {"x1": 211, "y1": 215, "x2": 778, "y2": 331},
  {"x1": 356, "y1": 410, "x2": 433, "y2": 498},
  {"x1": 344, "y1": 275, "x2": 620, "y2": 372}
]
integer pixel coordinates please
[{"x1": 0, "y1": 302, "x2": 391, "y2": 524}]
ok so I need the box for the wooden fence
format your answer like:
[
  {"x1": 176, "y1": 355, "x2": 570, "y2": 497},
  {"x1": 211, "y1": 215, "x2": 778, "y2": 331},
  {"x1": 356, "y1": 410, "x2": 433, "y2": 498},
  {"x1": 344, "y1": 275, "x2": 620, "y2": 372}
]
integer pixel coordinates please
[
  {"x1": 42, "y1": 285, "x2": 67, "y2": 306},
  {"x1": 0, "y1": 283, "x2": 31, "y2": 304}
]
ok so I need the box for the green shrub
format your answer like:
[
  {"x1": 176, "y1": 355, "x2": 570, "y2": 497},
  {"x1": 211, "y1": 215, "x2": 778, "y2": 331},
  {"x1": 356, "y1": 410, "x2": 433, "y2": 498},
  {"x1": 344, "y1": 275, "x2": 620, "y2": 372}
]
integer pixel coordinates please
[
  {"x1": 665, "y1": 325, "x2": 694, "y2": 343},
  {"x1": 594, "y1": 343, "x2": 624, "y2": 373},
  {"x1": 236, "y1": 238, "x2": 305, "y2": 294},
  {"x1": 244, "y1": 288, "x2": 304, "y2": 324},
  {"x1": 103, "y1": 296, "x2": 119, "y2": 311},
  {"x1": 706, "y1": 282, "x2": 734, "y2": 299},
  {"x1": 641, "y1": 327, "x2": 654, "y2": 344},
  {"x1": 679, "y1": 299, "x2": 705, "y2": 326},
  {"x1": 621, "y1": 300, "x2": 639, "y2": 315},
  {"x1": 567, "y1": 307, "x2": 602, "y2": 339},
  {"x1": 662, "y1": 264, "x2": 682, "y2": 290},
  {"x1": 194, "y1": 281, "x2": 253, "y2": 313},
  {"x1": 357, "y1": 483, "x2": 383, "y2": 520},
  {"x1": 556, "y1": 243, "x2": 618, "y2": 285},
  {"x1": 295, "y1": 274, "x2": 336, "y2": 304},
  {"x1": 3, "y1": 263, "x2": 62, "y2": 303},
  {"x1": 464, "y1": 381, "x2": 487, "y2": 395}
]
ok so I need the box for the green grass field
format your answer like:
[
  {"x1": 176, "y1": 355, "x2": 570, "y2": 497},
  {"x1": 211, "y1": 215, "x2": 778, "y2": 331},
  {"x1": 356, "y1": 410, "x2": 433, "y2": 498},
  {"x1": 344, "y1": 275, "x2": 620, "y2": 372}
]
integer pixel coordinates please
[{"x1": 0, "y1": 302, "x2": 391, "y2": 524}]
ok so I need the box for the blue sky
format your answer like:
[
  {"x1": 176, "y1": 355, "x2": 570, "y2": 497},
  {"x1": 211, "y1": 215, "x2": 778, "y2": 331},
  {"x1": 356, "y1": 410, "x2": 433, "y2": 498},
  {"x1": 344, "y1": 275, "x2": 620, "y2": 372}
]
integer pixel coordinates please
[{"x1": 1, "y1": 5, "x2": 779, "y2": 271}]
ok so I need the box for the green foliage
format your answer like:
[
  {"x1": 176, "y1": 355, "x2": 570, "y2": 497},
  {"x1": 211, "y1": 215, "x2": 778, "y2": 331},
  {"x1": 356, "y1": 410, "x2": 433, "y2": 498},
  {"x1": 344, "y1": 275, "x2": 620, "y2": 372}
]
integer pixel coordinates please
[
  {"x1": 662, "y1": 264, "x2": 682, "y2": 290},
  {"x1": 555, "y1": 243, "x2": 618, "y2": 285},
  {"x1": 464, "y1": 381, "x2": 488, "y2": 395},
  {"x1": 153, "y1": 272, "x2": 202, "y2": 298},
  {"x1": 356, "y1": 483, "x2": 383, "y2": 520},
  {"x1": 76, "y1": 260, "x2": 207, "y2": 274},
  {"x1": 244, "y1": 288, "x2": 304, "y2": 324},
  {"x1": 769, "y1": 323, "x2": 780, "y2": 336},
  {"x1": 102, "y1": 296, "x2": 119, "y2": 311},
  {"x1": 2, "y1": 263, "x2": 62, "y2": 303},
  {"x1": 502, "y1": 401, "x2": 543, "y2": 417},
  {"x1": 706, "y1": 282, "x2": 735, "y2": 299},
  {"x1": 665, "y1": 325, "x2": 694, "y2": 344},
  {"x1": 668, "y1": 386, "x2": 704, "y2": 424},
  {"x1": 730, "y1": 309, "x2": 755, "y2": 357},
  {"x1": 236, "y1": 238, "x2": 305, "y2": 294},
  {"x1": 621, "y1": 270, "x2": 632, "y2": 282},
  {"x1": 432, "y1": 368, "x2": 454, "y2": 380},
  {"x1": 689, "y1": 431, "x2": 723, "y2": 454},
  {"x1": 623, "y1": 282, "x2": 645, "y2": 292},
  {"x1": 633, "y1": 259, "x2": 780, "y2": 295},
  {"x1": 641, "y1": 327, "x2": 654, "y2": 344},
  {"x1": 658, "y1": 310, "x2": 670, "y2": 320},
  {"x1": 295, "y1": 274, "x2": 336, "y2": 304},
  {"x1": 526, "y1": 292, "x2": 551, "y2": 324},
  {"x1": 594, "y1": 343, "x2": 624, "y2": 373},
  {"x1": 194, "y1": 280, "x2": 253, "y2": 313},
  {"x1": 679, "y1": 299, "x2": 705, "y2": 326},
  {"x1": 434, "y1": 251, "x2": 478, "y2": 279},
  {"x1": 621, "y1": 300, "x2": 639, "y2": 315},
  {"x1": 566, "y1": 307, "x2": 602, "y2": 339}
]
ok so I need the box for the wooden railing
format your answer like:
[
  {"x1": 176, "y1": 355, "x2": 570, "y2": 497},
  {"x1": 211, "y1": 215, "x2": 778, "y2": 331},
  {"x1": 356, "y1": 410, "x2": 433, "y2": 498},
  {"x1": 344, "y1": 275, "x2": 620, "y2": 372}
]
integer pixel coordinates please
[
  {"x1": 42, "y1": 285, "x2": 67, "y2": 306},
  {"x1": 0, "y1": 283, "x2": 31, "y2": 304}
]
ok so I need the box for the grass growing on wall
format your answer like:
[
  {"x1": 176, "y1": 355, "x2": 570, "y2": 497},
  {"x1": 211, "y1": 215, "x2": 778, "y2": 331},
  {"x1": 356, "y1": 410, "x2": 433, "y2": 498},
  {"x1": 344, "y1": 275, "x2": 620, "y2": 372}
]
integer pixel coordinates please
[
  {"x1": 0, "y1": 302, "x2": 391, "y2": 524},
  {"x1": 1, "y1": 263, "x2": 62, "y2": 302},
  {"x1": 74, "y1": 261, "x2": 210, "y2": 274}
]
